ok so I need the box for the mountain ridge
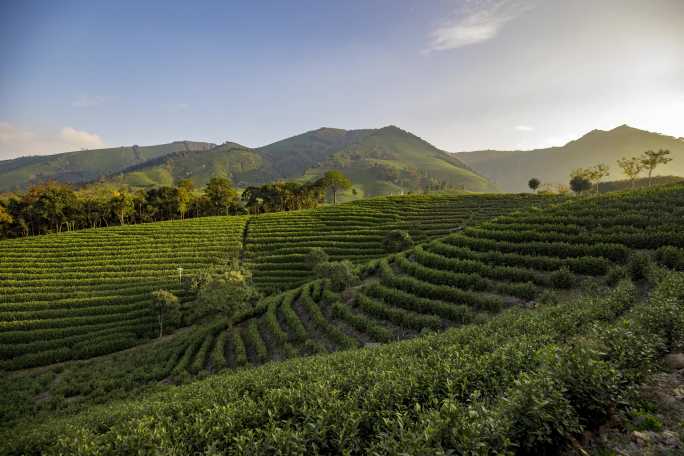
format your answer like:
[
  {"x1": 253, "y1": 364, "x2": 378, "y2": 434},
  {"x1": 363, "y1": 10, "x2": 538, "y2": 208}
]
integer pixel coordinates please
[
  {"x1": 454, "y1": 125, "x2": 684, "y2": 192},
  {"x1": 1, "y1": 126, "x2": 496, "y2": 197}
]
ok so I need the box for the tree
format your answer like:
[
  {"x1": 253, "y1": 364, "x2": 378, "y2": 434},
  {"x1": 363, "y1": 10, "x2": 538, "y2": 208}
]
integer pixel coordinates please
[
  {"x1": 321, "y1": 171, "x2": 352, "y2": 204},
  {"x1": 617, "y1": 156, "x2": 644, "y2": 189},
  {"x1": 205, "y1": 177, "x2": 239, "y2": 215},
  {"x1": 587, "y1": 163, "x2": 610, "y2": 193},
  {"x1": 640, "y1": 149, "x2": 672, "y2": 187},
  {"x1": 187, "y1": 259, "x2": 261, "y2": 323},
  {"x1": 177, "y1": 179, "x2": 193, "y2": 220},
  {"x1": 383, "y1": 230, "x2": 414, "y2": 253},
  {"x1": 152, "y1": 289, "x2": 180, "y2": 338},
  {"x1": 110, "y1": 190, "x2": 134, "y2": 225},
  {"x1": 528, "y1": 178, "x2": 540, "y2": 193},
  {"x1": 314, "y1": 260, "x2": 359, "y2": 291},
  {"x1": 569, "y1": 175, "x2": 591, "y2": 195},
  {"x1": 304, "y1": 247, "x2": 329, "y2": 270}
]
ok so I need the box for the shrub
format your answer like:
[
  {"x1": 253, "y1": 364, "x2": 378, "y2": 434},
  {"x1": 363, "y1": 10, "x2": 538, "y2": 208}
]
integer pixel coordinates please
[
  {"x1": 655, "y1": 246, "x2": 684, "y2": 271},
  {"x1": 550, "y1": 267, "x2": 574, "y2": 289},
  {"x1": 304, "y1": 247, "x2": 329, "y2": 270},
  {"x1": 383, "y1": 230, "x2": 414, "y2": 253},
  {"x1": 627, "y1": 252, "x2": 653, "y2": 282},
  {"x1": 606, "y1": 266, "x2": 628, "y2": 287},
  {"x1": 314, "y1": 261, "x2": 359, "y2": 291}
]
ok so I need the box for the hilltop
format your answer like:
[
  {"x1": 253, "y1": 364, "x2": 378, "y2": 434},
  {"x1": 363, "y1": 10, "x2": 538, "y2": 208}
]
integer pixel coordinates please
[
  {"x1": 0, "y1": 126, "x2": 496, "y2": 196},
  {"x1": 0, "y1": 141, "x2": 215, "y2": 192},
  {"x1": 455, "y1": 125, "x2": 684, "y2": 192}
]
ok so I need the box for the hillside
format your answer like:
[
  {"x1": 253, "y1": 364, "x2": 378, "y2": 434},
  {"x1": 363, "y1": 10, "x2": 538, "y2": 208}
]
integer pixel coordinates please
[
  {"x1": 3, "y1": 184, "x2": 684, "y2": 454},
  {"x1": 455, "y1": 125, "x2": 684, "y2": 192},
  {"x1": 0, "y1": 141, "x2": 215, "y2": 192},
  {"x1": 1, "y1": 126, "x2": 496, "y2": 196},
  {"x1": 113, "y1": 126, "x2": 496, "y2": 196},
  {"x1": 0, "y1": 193, "x2": 549, "y2": 371}
]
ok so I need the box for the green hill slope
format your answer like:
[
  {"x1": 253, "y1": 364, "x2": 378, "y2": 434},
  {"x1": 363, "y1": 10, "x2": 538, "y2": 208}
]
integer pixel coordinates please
[
  {"x1": 455, "y1": 125, "x2": 684, "y2": 192},
  {"x1": 0, "y1": 141, "x2": 215, "y2": 192},
  {"x1": 3, "y1": 184, "x2": 684, "y2": 454},
  {"x1": 2, "y1": 126, "x2": 496, "y2": 196}
]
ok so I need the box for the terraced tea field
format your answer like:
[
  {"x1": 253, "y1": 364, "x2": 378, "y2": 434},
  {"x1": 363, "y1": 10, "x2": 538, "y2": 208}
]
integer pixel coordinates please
[
  {"x1": 0, "y1": 216, "x2": 248, "y2": 369},
  {"x1": 3, "y1": 185, "x2": 684, "y2": 454},
  {"x1": 245, "y1": 193, "x2": 555, "y2": 292},
  {"x1": 0, "y1": 193, "x2": 553, "y2": 369}
]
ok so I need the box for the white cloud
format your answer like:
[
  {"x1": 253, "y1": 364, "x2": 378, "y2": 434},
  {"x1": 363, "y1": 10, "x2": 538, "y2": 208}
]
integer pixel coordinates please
[
  {"x1": 0, "y1": 122, "x2": 106, "y2": 159},
  {"x1": 514, "y1": 125, "x2": 534, "y2": 132},
  {"x1": 71, "y1": 95, "x2": 111, "y2": 108},
  {"x1": 427, "y1": 0, "x2": 535, "y2": 52},
  {"x1": 167, "y1": 103, "x2": 190, "y2": 113}
]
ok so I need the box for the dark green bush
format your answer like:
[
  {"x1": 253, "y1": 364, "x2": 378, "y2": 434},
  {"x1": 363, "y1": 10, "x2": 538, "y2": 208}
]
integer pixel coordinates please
[
  {"x1": 655, "y1": 246, "x2": 684, "y2": 271},
  {"x1": 627, "y1": 252, "x2": 653, "y2": 282},
  {"x1": 606, "y1": 266, "x2": 628, "y2": 287},
  {"x1": 304, "y1": 247, "x2": 329, "y2": 270},
  {"x1": 383, "y1": 229, "x2": 414, "y2": 253},
  {"x1": 550, "y1": 267, "x2": 574, "y2": 289},
  {"x1": 314, "y1": 260, "x2": 359, "y2": 291}
]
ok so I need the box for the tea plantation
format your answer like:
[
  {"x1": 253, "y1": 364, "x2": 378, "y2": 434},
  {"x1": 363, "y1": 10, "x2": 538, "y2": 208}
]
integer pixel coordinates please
[
  {"x1": 2, "y1": 185, "x2": 684, "y2": 454},
  {"x1": 0, "y1": 193, "x2": 551, "y2": 369}
]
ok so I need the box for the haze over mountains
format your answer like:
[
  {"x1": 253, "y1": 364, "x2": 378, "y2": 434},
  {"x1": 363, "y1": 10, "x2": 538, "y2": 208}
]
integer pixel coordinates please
[
  {"x1": 0, "y1": 126, "x2": 494, "y2": 196},
  {"x1": 455, "y1": 125, "x2": 684, "y2": 192}
]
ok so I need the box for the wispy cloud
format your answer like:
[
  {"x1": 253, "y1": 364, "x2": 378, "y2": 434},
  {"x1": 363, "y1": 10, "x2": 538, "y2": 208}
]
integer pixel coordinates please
[
  {"x1": 514, "y1": 125, "x2": 534, "y2": 132},
  {"x1": 427, "y1": 0, "x2": 535, "y2": 52},
  {"x1": 71, "y1": 95, "x2": 112, "y2": 108},
  {"x1": 0, "y1": 122, "x2": 105, "y2": 159},
  {"x1": 167, "y1": 103, "x2": 190, "y2": 113}
]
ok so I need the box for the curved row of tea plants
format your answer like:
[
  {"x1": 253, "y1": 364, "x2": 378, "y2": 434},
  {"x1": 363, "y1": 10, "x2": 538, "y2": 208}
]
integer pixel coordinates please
[
  {"x1": 0, "y1": 216, "x2": 249, "y2": 369},
  {"x1": 4, "y1": 272, "x2": 683, "y2": 455},
  {"x1": 245, "y1": 193, "x2": 557, "y2": 292}
]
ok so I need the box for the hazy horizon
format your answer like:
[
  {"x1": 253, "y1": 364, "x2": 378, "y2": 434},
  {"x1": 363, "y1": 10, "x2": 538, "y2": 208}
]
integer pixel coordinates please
[{"x1": 1, "y1": 0, "x2": 683, "y2": 159}]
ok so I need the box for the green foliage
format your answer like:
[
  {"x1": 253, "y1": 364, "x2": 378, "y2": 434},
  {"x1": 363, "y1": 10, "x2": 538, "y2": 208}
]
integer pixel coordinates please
[
  {"x1": 187, "y1": 259, "x2": 262, "y2": 323},
  {"x1": 655, "y1": 246, "x2": 684, "y2": 270},
  {"x1": 151, "y1": 289, "x2": 180, "y2": 338},
  {"x1": 570, "y1": 175, "x2": 592, "y2": 194},
  {"x1": 606, "y1": 265, "x2": 628, "y2": 286},
  {"x1": 205, "y1": 177, "x2": 240, "y2": 216},
  {"x1": 550, "y1": 267, "x2": 574, "y2": 289},
  {"x1": 528, "y1": 177, "x2": 540, "y2": 192},
  {"x1": 304, "y1": 247, "x2": 329, "y2": 270},
  {"x1": 627, "y1": 252, "x2": 654, "y2": 282},
  {"x1": 382, "y1": 229, "x2": 414, "y2": 253},
  {"x1": 313, "y1": 260, "x2": 359, "y2": 291}
]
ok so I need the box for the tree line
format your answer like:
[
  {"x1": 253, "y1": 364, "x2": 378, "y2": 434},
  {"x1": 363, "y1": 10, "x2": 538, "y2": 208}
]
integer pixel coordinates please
[
  {"x1": 0, "y1": 171, "x2": 352, "y2": 239},
  {"x1": 528, "y1": 149, "x2": 673, "y2": 195}
]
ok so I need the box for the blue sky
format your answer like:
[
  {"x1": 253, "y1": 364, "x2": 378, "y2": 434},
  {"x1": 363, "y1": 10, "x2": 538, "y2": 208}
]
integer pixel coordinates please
[{"x1": 1, "y1": 0, "x2": 683, "y2": 159}]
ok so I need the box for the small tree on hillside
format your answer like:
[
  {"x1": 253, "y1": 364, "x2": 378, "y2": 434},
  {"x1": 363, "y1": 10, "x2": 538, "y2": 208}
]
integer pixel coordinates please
[
  {"x1": 187, "y1": 259, "x2": 261, "y2": 323},
  {"x1": 205, "y1": 177, "x2": 239, "y2": 215},
  {"x1": 588, "y1": 164, "x2": 610, "y2": 193},
  {"x1": 152, "y1": 289, "x2": 180, "y2": 338},
  {"x1": 305, "y1": 247, "x2": 329, "y2": 270},
  {"x1": 321, "y1": 171, "x2": 352, "y2": 204},
  {"x1": 617, "y1": 157, "x2": 644, "y2": 189},
  {"x1": 640, "y1": 149, "x2": 672, "y2": 187},
  {"x1": 569, "y1": 176, "x2": 591, "y2": 195},
  {"x1": 314, "y1": 260, "x2": 359, "y2": 291},
  {"x1": 177, "y1": 179, "x2": 194, "y2": 219},
  {"x1": 528, "y1": 178, "x2": 540, "y2": 193},
  {"x1": 383, "y1": 229, "x2": 414, "y2": 253}
]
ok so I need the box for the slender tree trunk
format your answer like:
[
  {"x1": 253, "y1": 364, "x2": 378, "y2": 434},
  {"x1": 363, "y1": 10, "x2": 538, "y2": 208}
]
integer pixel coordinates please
[
  {"x1": 648, "y1": 169, "x2": 653, "y2": 187},
  {"x1": 332, "y1": 188, "x2": 337, "y2": 204},
  {"x1": 159, "y1": 310, "x2": 163, "y2": 338}
]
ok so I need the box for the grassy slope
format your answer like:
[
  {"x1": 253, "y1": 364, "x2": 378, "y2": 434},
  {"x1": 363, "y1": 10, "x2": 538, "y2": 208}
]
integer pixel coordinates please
[
  {"x1": 456, "y1": 125, "x2": 684, "y2": 192},
  {"x1": 0, "y1": 141, "x2": 215, "y2": 192},
  {"x1": 3, "y1": 186, "x2": 684, "y2": 449},
  {"x1": 9, "y1": 126, "x2": 496, "y2": 197}
]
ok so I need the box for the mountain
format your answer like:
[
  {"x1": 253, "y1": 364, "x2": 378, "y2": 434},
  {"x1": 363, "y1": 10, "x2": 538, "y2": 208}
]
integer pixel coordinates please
[
  {"x1": 454, "y1": 125, "x2": 684, "y2": 192},
  {"x1": 0, "y1": 141, "x2": 215, "y2": 192},
  {"x1": 1, "y1": 126, "x2": 496, "y2": 196}
]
